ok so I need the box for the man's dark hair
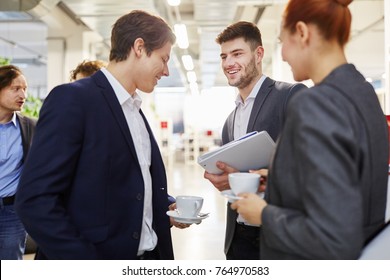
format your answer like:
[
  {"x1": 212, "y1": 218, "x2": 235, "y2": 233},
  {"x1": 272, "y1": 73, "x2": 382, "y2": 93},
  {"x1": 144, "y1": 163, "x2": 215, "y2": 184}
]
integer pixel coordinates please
[
  {"x1": 0, "y1": 65, "x2": 23, "y2": 91},
  {"x1": 110, "y1": 10, "x2": 176, "y2": 62},
  {"x1": 216, "y1": 21, "x2": 263, "y2": 51}
]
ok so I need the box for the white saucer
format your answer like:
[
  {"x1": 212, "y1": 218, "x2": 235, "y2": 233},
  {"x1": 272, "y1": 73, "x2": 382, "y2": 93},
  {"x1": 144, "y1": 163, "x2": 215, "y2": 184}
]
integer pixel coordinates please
[
  {"x1": 166, "y1": 210, "x2": 209, "y2": 224},
  {"x1": 221, "y1": 190, "x2": 243, "y2": 203}
]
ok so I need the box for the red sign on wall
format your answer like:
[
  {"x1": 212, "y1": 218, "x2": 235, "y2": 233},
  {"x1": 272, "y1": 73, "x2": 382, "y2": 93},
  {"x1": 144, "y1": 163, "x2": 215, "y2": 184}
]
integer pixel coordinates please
[{"x1": 160, "y1": 121, "x2": 168, "y2": 129}]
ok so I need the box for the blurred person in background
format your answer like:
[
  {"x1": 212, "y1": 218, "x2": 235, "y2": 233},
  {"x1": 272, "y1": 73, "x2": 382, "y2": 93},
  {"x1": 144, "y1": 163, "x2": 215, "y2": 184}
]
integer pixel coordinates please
[
  {"x1": 0, "y1": 65, "x2": 36, "y2": 259},
  {"x1": 232, "y1": 0, "x2": 388, "y2": 259},
  {"x1": 70, "y1": 59, "x2": 107, "y2": 81}
]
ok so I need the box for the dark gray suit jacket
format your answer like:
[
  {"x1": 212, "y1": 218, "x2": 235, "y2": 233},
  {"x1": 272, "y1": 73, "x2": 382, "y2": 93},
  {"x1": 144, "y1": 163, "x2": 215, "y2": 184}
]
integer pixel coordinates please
[
  {"x1": 262, "y1": 64, "x2": 388, "y2": 259},
  {"x1": 221, "y1": 77, "x2": 306, "y2": 255},
  {"x1": 16, "y1": 112, "x2": 37, "y2": 253},
  {"x1": 16, "y1": 112, "x2": 36, "y2": 162}
]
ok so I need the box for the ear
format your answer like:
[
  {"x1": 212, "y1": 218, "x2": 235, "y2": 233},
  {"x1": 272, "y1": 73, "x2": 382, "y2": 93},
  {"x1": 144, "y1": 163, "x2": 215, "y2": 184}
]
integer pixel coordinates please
[
  {"x1": 133, "y1": 38, "x2": 145, "y2": 57},
  {"x1": 295, "y1": 21, "x2": 310, "y2": 46},
  {"x1": 255, "y1": 45, "x2": 264, "y2": 62}
]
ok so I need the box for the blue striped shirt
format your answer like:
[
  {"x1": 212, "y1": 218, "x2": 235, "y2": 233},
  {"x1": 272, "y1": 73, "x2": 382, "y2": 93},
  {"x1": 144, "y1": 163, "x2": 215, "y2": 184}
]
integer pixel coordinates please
[{"x1": 0, "y1": 113, "x2": 23, "y2": 197}]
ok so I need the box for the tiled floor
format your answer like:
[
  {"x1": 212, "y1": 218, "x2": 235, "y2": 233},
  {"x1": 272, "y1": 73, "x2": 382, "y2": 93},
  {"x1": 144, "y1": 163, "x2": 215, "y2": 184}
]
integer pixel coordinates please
[
  {"x1": 167, "y1": 161, "x2": 227, "y2": 260},
  {"x1": 23, "y1": 160, "x2": 228, "y2": 260}
]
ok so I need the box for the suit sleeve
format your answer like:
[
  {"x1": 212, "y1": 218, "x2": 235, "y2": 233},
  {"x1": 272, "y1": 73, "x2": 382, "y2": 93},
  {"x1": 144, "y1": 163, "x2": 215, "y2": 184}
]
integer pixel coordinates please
[
  {"x1": 284, "y1": 83, "x2": 307, "y2": 114},
  {"x1": 15, "y1": 86, "x2": 98, "y2": 259}
]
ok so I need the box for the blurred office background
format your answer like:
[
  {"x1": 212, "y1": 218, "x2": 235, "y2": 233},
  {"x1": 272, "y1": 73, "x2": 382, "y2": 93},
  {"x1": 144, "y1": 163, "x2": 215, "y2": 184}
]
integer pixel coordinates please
[{"x1": 1, "y1": 0, "x2": 389, "y2": 259}]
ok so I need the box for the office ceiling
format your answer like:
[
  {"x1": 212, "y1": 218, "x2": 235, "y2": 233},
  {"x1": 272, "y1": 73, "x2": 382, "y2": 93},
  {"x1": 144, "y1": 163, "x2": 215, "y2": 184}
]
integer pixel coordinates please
[{"x1": 0, "y1": 0, "x2": 386, "y2": 94}]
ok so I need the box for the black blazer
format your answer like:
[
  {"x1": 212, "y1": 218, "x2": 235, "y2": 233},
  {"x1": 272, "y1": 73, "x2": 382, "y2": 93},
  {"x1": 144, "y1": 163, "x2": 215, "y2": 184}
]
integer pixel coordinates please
[
  {"x1": 16, "y1": 71, "x2": 174, "y2": 259},
  {"x1": 15, "y1": 112, "x2": 37, "y2": 254},
  {"x1": 16, "y1": 112, "x2": 36, "y2": 162},
  {"x1": 221, "y1": 77, "x2": 306, "y2": 255}
]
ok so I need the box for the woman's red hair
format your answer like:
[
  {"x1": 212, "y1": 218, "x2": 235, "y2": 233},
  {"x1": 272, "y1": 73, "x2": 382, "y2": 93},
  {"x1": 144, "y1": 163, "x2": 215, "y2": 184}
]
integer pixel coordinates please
[{"x1": 283, "y1": 0, "x2": 353, "y2": 46}]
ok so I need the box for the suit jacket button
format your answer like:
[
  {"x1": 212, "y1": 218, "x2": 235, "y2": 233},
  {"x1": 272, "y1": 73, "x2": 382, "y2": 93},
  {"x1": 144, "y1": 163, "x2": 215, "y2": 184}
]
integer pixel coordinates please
[
  {"x1": 132, "y1": 232, "x2": 140, "y2": 239},
  {"x1": 136, "y1": 193, "x2": 143, "y2": 201}
]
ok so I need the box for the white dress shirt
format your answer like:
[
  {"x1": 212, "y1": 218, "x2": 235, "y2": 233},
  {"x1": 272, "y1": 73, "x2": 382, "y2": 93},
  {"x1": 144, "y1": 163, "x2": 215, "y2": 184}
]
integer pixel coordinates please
[
  {"x1": 101, "y1": 68, "x2": 157, "y2": 255},
  {"x1": 233, "y1": 75, "x2": 266, "y2": 225}
]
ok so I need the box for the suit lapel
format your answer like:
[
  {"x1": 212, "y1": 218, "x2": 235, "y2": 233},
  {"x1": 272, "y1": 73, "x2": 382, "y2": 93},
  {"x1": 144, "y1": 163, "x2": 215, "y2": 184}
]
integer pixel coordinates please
[
  {"x1": 92, "y1": 71, "x2": 139, "y2": 162},
  {"x1": 16, "y1": 113, "x2": 29, "y2": 160},
  {"x1": 228, "y1": 108, "x2": 237, "y2": 142},
  {"x1": 139, "y1": 110, "x2": 162, "y2": 166},
  {"x1": 247, "y1": 77, "x2": 275, "y2": 132},
  {"x1": 139, "y1": 110, "x2": 157, "y2": 149}
]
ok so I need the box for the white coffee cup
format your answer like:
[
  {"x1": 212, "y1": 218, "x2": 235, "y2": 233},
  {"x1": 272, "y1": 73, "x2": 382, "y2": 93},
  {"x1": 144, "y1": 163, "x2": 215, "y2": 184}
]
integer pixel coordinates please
[
  {"x1": 228, "y1": 172, "x2": 260, "y2": 195},
  {"x1": 176, "y1": 195, "x2": 203, "y2": 218}
]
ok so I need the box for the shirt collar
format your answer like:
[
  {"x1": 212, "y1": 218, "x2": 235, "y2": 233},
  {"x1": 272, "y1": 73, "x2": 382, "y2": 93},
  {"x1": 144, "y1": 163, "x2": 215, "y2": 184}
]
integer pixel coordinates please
[
  {"x1": 10, "y1": 113, "x2": 18, "y2": 126},
  {"x1": 101, "y1": 68, "x2": 142, "y2": 110},
  {"x1": 235, "y1": 74, "x2": 266, "y2": 106},
  {"x1": 0, "y1": 113, "x2": 18, "y2": 128}
]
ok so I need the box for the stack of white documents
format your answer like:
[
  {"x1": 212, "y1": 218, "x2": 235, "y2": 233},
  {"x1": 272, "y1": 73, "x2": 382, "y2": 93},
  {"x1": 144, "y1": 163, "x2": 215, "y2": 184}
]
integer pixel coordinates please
[{"x1": 197, "y1": 131, "x2": 276, "y2": 175}]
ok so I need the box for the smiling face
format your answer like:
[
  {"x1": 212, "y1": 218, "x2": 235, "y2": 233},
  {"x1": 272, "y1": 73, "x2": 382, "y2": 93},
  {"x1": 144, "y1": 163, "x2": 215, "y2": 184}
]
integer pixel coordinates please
[
  {"x1": 219, "y1": 37, "x2": 262, "y2": 91},
  {"x1": 0, "y1": 74, "x2": 27, "y2": 119},
  {"x1": 279, "y1": 22, "x2": 310, "y2": 82},
  {"x1": 136, "y1": 41, "x2": 172, "y2": 93}
]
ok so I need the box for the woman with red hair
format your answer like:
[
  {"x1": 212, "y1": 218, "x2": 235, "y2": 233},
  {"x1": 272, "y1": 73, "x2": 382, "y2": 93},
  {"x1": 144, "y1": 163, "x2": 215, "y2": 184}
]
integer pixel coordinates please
[{"x1": 232, "y1": 0, "x2": 388, "y2": 259}]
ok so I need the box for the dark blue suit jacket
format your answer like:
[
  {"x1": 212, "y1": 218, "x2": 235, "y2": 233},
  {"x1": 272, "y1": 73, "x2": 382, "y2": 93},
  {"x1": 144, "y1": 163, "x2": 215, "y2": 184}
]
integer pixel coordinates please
[{"x1": 15, "y1": 71, "x2": 174, "y2": 259}]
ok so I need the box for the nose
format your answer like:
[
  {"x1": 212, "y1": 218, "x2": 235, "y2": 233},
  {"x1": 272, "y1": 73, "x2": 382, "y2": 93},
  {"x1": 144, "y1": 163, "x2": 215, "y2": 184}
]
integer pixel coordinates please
[
  {"x1": 19, "y1": 88, "x2": 27, "y2": 98},
  {"x1": 223, "y1": 55, "x2": 234, "y2": 68},
  {"x1": 163, "y1": 64, "x2": 170, "y2": 77}
]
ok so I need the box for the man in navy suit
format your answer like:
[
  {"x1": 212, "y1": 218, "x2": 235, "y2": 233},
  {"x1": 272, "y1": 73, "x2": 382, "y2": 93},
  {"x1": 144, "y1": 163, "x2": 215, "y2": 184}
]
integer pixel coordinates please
[
  {"x1": 15, "y1": 10, "x2": 177, "y2": 260},
  {"x1": 204, "y1": 21, "x2": 306, "y2": 259}
]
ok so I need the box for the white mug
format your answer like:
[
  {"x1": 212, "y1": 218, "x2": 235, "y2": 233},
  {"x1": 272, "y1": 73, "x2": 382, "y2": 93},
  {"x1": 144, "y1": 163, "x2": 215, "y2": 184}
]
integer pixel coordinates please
[
  {"x1": 176, "y1": 195, "x2": 203, "y2": 218},
  {"x1": 228, "y1": 172, "x2": 260, "y2": 195}
]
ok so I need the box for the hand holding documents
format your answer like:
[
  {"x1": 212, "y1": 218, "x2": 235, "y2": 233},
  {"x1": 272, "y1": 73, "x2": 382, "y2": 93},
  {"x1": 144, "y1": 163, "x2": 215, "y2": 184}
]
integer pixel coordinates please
[{"x1": 197, "y1": 131, "x2": 276, "y2": 175}]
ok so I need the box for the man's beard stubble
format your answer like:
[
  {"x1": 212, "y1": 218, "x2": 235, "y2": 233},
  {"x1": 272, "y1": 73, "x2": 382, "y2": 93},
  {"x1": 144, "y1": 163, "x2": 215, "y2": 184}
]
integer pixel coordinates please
[{"x1": 229, "y1": 57, "x2": 259, "y2": 90}]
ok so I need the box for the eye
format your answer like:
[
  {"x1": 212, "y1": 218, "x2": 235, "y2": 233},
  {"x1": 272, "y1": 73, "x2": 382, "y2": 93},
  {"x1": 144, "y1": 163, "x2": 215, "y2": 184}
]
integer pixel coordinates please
[{"x1": 12, "y1": 86, "x2": 26, "y2": 92}]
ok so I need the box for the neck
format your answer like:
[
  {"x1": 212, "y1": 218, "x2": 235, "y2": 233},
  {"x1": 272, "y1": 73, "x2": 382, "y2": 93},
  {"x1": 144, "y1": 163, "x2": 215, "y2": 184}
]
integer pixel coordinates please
[
  {"x1": 0, "y1": 111, "x2": 14, "y2": 124},
  {"x1": 106, "y1": 61, "x2": 137, "y2": 95},
  {"x1": 239, "y1": 75, "x2": 262, "y2": 102},
  {"x1": 310, "y1": 43, "x2": 347, "y2": 84}
]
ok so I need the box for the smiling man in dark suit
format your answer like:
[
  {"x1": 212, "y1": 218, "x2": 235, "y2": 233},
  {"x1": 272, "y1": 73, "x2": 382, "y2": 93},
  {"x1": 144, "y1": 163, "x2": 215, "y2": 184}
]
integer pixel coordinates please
[
  {"x1": 204, "y1": 21, "x2": 306, "y2": 259},
  {"x1": 15, "y1": 10, "x2": 177, "y2": 260}
]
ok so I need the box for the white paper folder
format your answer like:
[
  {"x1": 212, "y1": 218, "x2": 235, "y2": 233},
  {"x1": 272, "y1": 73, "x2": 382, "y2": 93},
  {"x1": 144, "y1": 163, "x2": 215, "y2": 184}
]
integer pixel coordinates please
[{"x1": 197, "y1": 131, "x2": 276, "y2": 175}]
